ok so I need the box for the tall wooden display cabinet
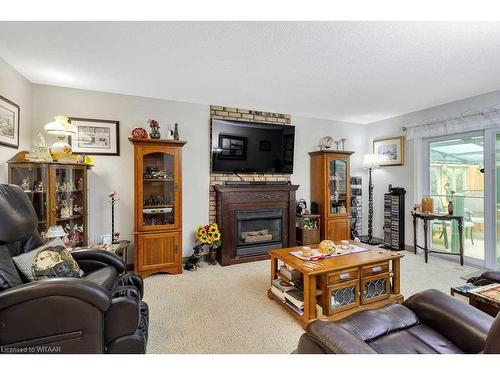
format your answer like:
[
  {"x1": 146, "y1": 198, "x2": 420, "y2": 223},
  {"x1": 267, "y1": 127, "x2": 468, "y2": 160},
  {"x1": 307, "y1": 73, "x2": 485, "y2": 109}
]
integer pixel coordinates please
[
  {"x1": 130, "y1": 138, "x2": 186, "y2": 277},
  {"x1": 309, "y1": 150, "x2": 354, "y2": 241}
]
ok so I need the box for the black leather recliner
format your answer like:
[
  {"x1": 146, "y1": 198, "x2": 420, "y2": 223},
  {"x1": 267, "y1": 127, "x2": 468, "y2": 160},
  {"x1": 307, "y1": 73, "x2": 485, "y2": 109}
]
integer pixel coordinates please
[
  {"x1": 295, "y1": 289, "x2": 500, "y2": 354},
  {"x1": 0, "y1": 184, "x2": 149, "y2": 354}
]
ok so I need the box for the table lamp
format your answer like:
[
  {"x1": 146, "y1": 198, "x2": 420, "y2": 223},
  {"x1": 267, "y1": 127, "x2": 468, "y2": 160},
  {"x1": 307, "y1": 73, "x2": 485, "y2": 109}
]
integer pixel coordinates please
[
  {"x1": 45, "y1": 225, "x2": 69, "y2": 246},
  {"x1": 44, "y1": 115, "x2": 77, "y2": 160},
  {"x1": 363, "y1": 154, "x2": 380, "y2": 244}
]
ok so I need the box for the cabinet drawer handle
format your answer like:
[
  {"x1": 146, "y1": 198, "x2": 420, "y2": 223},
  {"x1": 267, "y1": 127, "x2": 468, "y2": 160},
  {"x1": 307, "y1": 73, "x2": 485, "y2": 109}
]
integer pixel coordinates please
[
  {"x1": 339, "y1": 272, "x2": 350, "y2": 280},
  {"x1": 372, "y1": 266, "x2": 382, "y2": 273},
  {"x1": 174, "y1": 244, "x2": 178, "y2": 253}
]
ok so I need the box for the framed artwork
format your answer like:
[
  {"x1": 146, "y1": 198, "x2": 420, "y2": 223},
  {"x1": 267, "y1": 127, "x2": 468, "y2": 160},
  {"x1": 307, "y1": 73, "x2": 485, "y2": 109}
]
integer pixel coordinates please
[
  {"x1": 259, "y1": 140, "x2": 271, "y2": 151},
  {"x1": 373, "y1": 136, "x2": 404, "y2": 166},
  {"x1": 0, "y1": 95, "x2": 20, "y2": 149},
  {"x1": 218, "y1": 134, "x2": 247, "y2": 160},
  {"x1": 68, "y1": 117, "x2": 120, "y2": 156}
]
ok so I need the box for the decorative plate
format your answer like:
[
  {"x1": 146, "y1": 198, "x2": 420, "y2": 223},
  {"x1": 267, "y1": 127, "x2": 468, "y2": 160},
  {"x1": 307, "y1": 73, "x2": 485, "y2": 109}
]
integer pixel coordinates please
[{"x1": 131, "y1": 127, "x2": 149, "y2": 139}]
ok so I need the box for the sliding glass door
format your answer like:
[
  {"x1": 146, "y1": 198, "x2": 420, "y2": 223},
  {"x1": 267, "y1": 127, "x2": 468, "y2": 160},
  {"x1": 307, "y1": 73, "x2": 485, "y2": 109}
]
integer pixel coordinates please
[
  {"x1": 425, "y1": 130, "x2": 500, "y2": 269},
  {"x1": 484, "y1": 129, "x2": 500, "y2": 269},
  {"x1": 427, "y1": 133, "x2": 485, "y2": 263}
]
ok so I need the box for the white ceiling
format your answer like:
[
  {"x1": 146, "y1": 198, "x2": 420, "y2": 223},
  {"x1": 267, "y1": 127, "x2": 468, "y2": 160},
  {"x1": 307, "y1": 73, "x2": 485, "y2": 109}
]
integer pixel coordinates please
[{"x1": 1, "y1": 21, "x2": 500, "y2": 124}]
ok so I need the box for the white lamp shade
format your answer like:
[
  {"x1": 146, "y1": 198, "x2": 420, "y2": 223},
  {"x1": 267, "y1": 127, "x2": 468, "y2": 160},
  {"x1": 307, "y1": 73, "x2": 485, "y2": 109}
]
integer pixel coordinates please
[
  {"x1": 363, "y1": 153, "x2": 380, "y2": 169},
  {"x1": 45, "y1": 225, "x2": 68, "y2": 239},
  {"x1": 44, "y1": 116, "x2": 77, "y2": 137}
]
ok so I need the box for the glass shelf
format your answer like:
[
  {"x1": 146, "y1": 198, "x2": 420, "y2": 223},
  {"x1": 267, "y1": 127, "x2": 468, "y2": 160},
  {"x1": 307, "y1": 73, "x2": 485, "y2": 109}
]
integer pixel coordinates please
[
  {"x1": 329, "y1": 159, "x2": 348, "y2": 215},
  {"x1": 141, "y1": 152, "x2": 176, "y2": 227}
]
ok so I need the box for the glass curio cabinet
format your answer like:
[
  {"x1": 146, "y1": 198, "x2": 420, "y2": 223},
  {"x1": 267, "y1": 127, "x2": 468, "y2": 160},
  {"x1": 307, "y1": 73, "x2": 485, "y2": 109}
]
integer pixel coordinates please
[
  {"x1": 130, "y1": 138, "x2": 187, "y2": 278},
  {"x1": 309, "y1": 150, "x2": 354, "y2": 241},
  {"x1": 8, "y1": 151, "x2": 91, "y2": 247}
]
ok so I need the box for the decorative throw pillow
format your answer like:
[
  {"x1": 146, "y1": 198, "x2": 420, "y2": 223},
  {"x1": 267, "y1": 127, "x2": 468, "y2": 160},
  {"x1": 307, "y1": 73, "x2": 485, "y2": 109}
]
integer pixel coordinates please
[{"x1": 13, "y1": 238, "x2": 82, "y2": 281}]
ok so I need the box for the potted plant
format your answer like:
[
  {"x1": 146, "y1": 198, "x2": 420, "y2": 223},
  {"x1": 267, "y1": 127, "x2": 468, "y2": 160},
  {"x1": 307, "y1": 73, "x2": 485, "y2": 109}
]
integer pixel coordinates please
[{"x1": 195, "y1": 223, "x2": 222, "y2": 265}]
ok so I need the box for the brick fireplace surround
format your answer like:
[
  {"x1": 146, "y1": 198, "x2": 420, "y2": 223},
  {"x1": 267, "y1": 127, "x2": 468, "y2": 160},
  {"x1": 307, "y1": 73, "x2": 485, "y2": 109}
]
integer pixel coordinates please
[{"x1": 209, "y1": 105, "x2": 292, "y2": 223}]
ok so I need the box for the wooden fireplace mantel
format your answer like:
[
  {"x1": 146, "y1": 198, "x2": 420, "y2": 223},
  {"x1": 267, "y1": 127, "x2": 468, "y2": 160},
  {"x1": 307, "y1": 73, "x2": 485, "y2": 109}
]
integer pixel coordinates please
[{"x1": 214, "y1": 184, "x2": 299, "y2": 266}]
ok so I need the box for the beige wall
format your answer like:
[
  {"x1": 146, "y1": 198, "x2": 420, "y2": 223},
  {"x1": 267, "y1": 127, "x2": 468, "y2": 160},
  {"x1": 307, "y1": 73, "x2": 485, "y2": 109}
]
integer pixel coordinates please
[
  {"x1": 31, "y1": 84, "x2": 209, "y2": 258},
  {"x1": 0, "y1": 57, "x2": 32, "y2": 181},
  {"x1": 30, "y1": 84, "x2": 365, "y2": 258},
  {"x1": 365, "y1": 89, "x2": 500, "y2": 246}
]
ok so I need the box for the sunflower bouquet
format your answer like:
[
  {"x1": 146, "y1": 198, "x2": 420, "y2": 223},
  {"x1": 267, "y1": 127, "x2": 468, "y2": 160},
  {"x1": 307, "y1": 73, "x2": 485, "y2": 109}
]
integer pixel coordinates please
[{"x1": 195, "y1": 223, "x2": 222, "y2": 249}]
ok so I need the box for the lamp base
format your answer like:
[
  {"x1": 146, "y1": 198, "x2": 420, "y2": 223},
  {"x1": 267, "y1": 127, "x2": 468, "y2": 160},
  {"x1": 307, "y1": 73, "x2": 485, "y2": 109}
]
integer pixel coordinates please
[{"x1": 50, "y1": 139, "x2": 73, "y2": 161}]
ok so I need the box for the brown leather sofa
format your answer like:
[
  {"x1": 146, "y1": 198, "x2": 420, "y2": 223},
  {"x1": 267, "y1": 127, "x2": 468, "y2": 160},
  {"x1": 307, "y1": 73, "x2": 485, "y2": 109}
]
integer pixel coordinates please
[
  {"x1": 295, "y1": 289, "x2": 499, "y2": 354},
  {"x1": 0, "y1": 184, "x2": 148, "y2": 353}
]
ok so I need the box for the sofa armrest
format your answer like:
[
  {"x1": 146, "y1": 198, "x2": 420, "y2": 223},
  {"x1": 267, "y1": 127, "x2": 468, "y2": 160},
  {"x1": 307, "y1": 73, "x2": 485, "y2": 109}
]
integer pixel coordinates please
[
  {"x1": 481, "y1": 271, "x2": 500, "y2": 283},
  {"x1": 403, "y1": 289, "x2": 493, "y2": 353},
  {"x1": 297, "y1": 320, "x2": 377, "y2": 354},
  {"x1": 0, "y1": 278, "x2": 111, "y2": 312},
  {"x1": 72, "y1": 249, "x2": 125, "y2": 274},
  {"x1": 105, "y1": 296, "x2": 140, "y2": 344}
]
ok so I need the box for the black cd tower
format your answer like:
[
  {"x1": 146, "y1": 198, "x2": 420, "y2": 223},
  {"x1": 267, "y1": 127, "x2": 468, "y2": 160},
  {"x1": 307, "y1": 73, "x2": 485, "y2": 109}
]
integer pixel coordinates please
[
  {"x1": 350, "y1": 176, "x2": 362, "y2": 240},
  {"x1": 383, "y1": 185, "x2": 406, "y2": 250}
]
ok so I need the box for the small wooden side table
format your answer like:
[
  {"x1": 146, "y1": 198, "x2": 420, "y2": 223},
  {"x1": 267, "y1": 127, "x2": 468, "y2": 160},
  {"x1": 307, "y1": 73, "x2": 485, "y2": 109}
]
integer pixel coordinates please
[
  {"x1": 451, "y1": 284, "x2": 500, "y2": 317},
  {"x1": 108, "y1": 240, "x2": 131, "y2": 265},
  {"x1": 411, "y1": 212, "x2": 464, "y2": 266},
  {"x1": 296, "y1": 214, "x2": 321, "y2": 245}
]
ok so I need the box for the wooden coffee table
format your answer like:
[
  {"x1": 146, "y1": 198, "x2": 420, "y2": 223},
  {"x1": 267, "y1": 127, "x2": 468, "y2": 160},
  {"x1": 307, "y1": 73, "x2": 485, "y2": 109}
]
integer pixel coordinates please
[{"x1": 268, "y1": 241, "x2": 404, "y2": 328}]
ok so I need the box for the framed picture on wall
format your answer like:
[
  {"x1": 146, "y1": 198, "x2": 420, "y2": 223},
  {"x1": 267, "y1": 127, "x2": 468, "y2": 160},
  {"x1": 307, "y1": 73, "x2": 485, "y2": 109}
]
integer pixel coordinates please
[
  {"x1": 0, "y1": 95, "x2": 20, "y2": 149},
  {"x1": 68, "y1": 117, "x2": 120, "y2": 156},
  {"x1": 373, "y1": 136, "x2": 404, "y2": 166},
  {"x1": 217, "y1": 134, "x2": 247, "y2": 159},
  {"x1": 259, "y1": 140, "x2": 271, "y2": 151}
]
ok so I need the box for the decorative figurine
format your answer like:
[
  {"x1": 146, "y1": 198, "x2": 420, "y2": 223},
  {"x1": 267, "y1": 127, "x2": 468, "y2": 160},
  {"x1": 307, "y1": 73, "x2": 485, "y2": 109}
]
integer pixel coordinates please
[
  {"x1": 166, "y1": 126, "x2": 174, "y2": 140},
  {"x1": 70, "y1": 225, "x2": 84, "y2": 245},
  {"x1": 73, "y1": 204, "x2": 83, "y2": 214},
  {"x1": 21, "y1": 177, "x2": 30, "y2": 191},
  {"x1": 60, "y1": 200, "x2": 71, "y2": 219},
  {"x1": 184, "y1": 244, "x2": 205, "y2": 271},
  {"x1": 148, "y1": 119, "x2": 161, "y2": 139},
  {"x1": 34, "y1": 181, "x2": 44, "y2": 192},
  {"x1": 77, "y1": 178, "x2": 84, "y2": 190},
  {"x1": 28, "y1": 133, "x2": 53, "y2": 162}
]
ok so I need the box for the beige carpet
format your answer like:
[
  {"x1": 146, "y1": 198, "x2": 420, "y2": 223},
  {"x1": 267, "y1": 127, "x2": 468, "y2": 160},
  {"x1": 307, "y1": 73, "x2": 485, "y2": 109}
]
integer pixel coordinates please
[{"x1": 143, "y1": 250, "x2": 479, "y2": 354}]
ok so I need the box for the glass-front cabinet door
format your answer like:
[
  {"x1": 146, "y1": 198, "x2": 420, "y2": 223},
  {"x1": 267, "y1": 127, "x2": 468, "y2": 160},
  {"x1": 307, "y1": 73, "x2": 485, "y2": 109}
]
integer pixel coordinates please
[
  {"x1": 327, "y1": 157, "x2": 348, "y2": 216},
  {"x1": 49, "y1": 165, "x2": 87, "y2": 247},
  {"x1": 9, "y1": 164, "x2": 49, "y2": 236},
  {"x1": 139, "y1": 147, "x2": 180, "y2": 231}
]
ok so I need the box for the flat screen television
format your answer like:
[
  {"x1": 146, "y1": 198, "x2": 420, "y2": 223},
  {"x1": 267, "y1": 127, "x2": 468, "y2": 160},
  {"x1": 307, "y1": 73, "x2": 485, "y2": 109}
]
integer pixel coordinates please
[{"x1": 211, "y1": 119, "x2": 295, "y2": 174}]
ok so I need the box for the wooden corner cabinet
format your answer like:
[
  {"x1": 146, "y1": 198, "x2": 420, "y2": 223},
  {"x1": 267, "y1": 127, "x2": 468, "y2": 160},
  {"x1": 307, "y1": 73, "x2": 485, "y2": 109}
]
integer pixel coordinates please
[
  {"x1": 129, "y1": 138, "x2": 187, "y2": 278},
  {"x1": 8, "y1": 151, "x2": 92, "y2": 246},
  {"x1": 309, "y1": 150, "x2": 354, "y2": 241}
]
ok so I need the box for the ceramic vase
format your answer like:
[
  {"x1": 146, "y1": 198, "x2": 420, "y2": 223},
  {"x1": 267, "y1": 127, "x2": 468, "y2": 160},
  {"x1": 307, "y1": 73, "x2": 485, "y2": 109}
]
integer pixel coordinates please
[{"x1": 209, "y1": 248, "x2": 217, "y2": 265}]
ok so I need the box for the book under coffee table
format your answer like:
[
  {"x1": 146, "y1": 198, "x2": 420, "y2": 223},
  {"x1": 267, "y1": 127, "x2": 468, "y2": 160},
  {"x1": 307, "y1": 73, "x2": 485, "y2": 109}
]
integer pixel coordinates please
[{"x1": 268, "y1": 241, "x2": 404, "y2": 328}]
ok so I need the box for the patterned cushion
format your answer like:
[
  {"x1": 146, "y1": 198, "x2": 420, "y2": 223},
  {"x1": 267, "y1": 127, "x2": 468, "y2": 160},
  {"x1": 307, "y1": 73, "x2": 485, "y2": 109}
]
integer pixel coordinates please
[{"x1": 13, "y1": 238, "x2": 82, "y2": 280}]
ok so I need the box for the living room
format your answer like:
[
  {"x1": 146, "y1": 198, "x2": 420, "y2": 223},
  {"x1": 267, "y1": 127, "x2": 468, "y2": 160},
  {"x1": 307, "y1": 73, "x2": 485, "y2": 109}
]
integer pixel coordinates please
[{"x1": 1, "y1": 1, "x2": 499, "y2": 372}]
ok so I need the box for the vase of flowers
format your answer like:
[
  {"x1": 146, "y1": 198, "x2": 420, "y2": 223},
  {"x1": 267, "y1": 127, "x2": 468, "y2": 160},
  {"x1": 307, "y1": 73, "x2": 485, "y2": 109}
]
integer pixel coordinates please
[
  {"x1": 195, "y1": 223, "x2": 222, "y2": 265},
  {"x1": 148, "y1": 119, "x2": 160, "y2": 139}
]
